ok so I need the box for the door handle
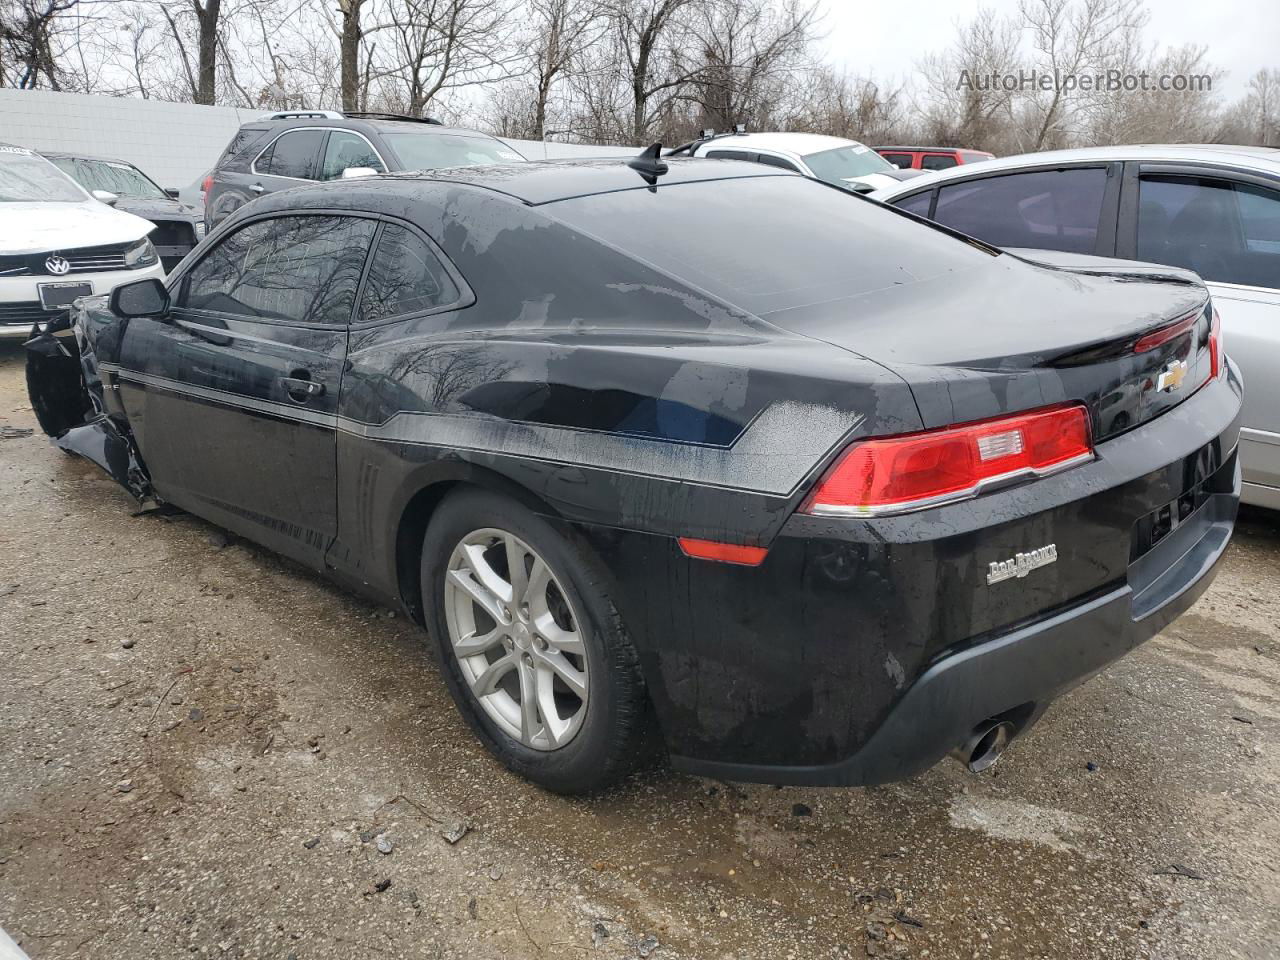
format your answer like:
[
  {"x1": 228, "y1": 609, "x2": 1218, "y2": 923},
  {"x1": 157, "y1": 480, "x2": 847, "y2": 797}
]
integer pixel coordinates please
[
  {"x1": 249, "y1": 183, "x2": 265, "y2": 194},
  {"x1": 281, "y1": 373, "x2": 325, "y2": 402}
]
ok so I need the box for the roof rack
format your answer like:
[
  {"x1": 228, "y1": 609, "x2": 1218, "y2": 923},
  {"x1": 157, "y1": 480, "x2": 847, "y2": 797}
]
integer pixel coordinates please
[
  {"x1": 262, "y1": 110, "x2": 345, "y2": 120},
  {"x1": 343, "y1": 112, "x2": 445, "y2": 125},
  {"x1": 664, "y1": 124, "x2": 747, "y2": 157}
]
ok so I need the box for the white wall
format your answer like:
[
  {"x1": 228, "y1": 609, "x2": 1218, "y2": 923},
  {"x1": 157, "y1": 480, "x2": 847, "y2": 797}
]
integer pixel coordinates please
[{"x1": 0, "y1": 89, "x2": 636, "y2": 187}]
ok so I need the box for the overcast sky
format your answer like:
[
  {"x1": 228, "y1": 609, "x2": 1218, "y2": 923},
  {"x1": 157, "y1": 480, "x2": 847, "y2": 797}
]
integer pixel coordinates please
[{"x1": 818, "y1": 0, "x2": 1280, "y2": 103}]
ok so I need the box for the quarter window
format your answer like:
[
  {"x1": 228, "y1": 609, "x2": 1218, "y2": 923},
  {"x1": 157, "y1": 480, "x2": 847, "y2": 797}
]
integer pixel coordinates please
[
  {"x1": 921, "y1": 153, "x2": 958, "y2": 171},
  {"x1": 359, "y1": 223, "x2": 460, "y2": 322},
  {"x1": 754, "y1": 153, "x2": 801, "y2": 172},
  {"x1": 894, "y1": 191, "x2": 933, "y2": 218},
  {"x1": 932, "y1": 167, "x2": 1108, "y2": 254},
  {"x1": 320, "y1": 131, "x2": 385, "y2": 181},
  {"x1": 881, "y1": 153, "x2": 913, "y2": 168},
  {"x1": 256, "y1": 129, "x2": 324, "y2": 180},
  {"x1": 1137, "y1": 175, "x2": 1280, "y2": 289},
  {"x1": 180, "y1": 215, "x2": 376, "y2": 325},
  {"x1": 705, "y1": 149, "x2": 754, "y2": 161}
]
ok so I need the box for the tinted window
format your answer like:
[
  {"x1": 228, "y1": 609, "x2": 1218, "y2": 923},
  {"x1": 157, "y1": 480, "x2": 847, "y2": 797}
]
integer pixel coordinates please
[
  {"x1": 881, "y1": 153, "x2": 913, "y2": 168},
  {"x1": 181, "y1": 215, "x2": 375, "y2": 324},
  {"x1": 1138, "y1": 176, "x2": 1280, "y2": 289},
  {"x1": 755, "y1": 153, "x2": 800, "y2": 172},
  {"x1": 550, "y1": 176, "x2": 994, "y2": 318},
  {"x1": 381, "y1": 132, "x2": 524, "y2": 170},
  {"x1": 359, "y1": 223, "x2": 461, "y2": 322},
  {"x1": 921, "y1": 153, "x2": 958, "y2": 170},
  {"x1": 258, "y1": 130, "x2": 323, "y2": 179},
  {"x1": 705, "y1": 149, "x2": 753, "y2": 161},
  {"x1": 894, "y1": 191, "x2": 933, "y2": 217},
  {"x1": 932, "y1": 167, "x2": 1107, "y2": 253},
  {"x1": 320, "y1": 131, "x2": 385, "y2": 180}
]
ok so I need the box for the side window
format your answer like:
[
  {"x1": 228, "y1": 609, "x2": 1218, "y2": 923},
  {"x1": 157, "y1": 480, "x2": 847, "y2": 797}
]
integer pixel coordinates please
[
  {"x1": 705, "y1": 149, "x2": 754, "y2": 161},
  {"x1": 893, "y1": 191, "x2": 933, "y2": 218},
  {"x1": 1138, "y1": 175, "x2": 1280, "y2": 289},
  {"x1": 256, "y1": 130, "x2": 324, "y2": 180},
  {"x1": 933, "y1": 167, "x2": 1108, "y2": 253},
  {"x1": 359, "y1": 223, "x2": 461, "y2": 322},
  {"x1": 921, "y1": 153, "x2": 958, "y2": 171},
  {"x1": 881, "y1": 153, "x2": 913, "y2": 168},
  {"x1": 754, "y1": 153, "x2": 800, "y2": 172},
  {"x1": 180, "y1": 215, "x2": 376, "y2": 324},
  {"x1": 320, "y1": 131, "x2": 386, "y2": 181}
]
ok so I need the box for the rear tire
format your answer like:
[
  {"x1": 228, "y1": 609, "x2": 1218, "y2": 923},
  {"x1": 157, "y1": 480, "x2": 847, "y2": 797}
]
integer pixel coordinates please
[{"x1": 421, "y1": 487, "x2": 651, "y2": 793}]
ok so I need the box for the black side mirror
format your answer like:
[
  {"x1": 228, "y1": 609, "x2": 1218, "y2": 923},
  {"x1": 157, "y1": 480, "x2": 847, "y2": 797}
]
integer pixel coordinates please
[
  {"x1": 110, "y1": 278, "x2": 170, "y2": 319},
  {"x1": 164, "y1": 188, "x2": 179, "y2": 199}
]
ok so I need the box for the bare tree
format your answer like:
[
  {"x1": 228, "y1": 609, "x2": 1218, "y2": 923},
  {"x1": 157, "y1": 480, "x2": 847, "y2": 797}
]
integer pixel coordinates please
[
  {"x1": 686, "y1": 0, "x2": 818, "y2": 132},
  {"x1": 1017, "y1": 0, "x2": 1148, "y2": 150},
  {"x1": 918, "y1": 8, "x2": 1020, "y2": 150},
  {"x1": 0, "y1": 0, "x2": 81, "y2": 88},
  {"x1": 526, "y1": 0, "x2": 602, "y2": 139}
]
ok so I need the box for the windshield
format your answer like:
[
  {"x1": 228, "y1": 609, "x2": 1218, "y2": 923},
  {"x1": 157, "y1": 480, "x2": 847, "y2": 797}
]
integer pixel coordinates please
[
  {"x1": 382, "y1": 132, "x2": 525, "y2": 170},
  {"x1": 0, "y1": 147, "x2": 86, "y2": 202},
  {"x1": 803, "y1": 144, "x2": 894, "y2": 185},
  {"x1": 60, "y1": 157, "x2": 167, "y2": 200},
  {"x1": 549, "y1": 176, "x2": 993, "y2": 318}
]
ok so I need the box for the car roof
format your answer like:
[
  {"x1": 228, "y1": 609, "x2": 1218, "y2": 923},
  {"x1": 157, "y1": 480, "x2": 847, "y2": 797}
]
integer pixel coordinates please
[
  {"x1": 260, "y1": 156, "x2": 792, "y2": 208},
  {"x1": 240, "y1": 116, "x2": 497, "y2": 140},
  {"x1": 697, "y1": 132, "x2": 860, "y2": 156},
  {"x1": 873, "y1": 146, "x2": 989, "y2": 154},
  {"x1": 872, "y1": 143, "x2": 1280, "y2": 198}
]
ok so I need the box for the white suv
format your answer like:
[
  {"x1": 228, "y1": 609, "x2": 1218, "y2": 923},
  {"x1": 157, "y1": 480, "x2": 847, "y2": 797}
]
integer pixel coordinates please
[
  {"x1": 672, "y1": 131, "x2": 902, "y2": 193},
  {"x1": 1, "y1": 144, "x2": 165, "y2": 340}
]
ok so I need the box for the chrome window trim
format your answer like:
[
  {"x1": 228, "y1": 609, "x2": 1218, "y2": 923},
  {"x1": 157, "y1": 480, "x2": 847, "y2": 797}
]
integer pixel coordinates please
[
  {"x1": 250, "y1": 127, "x2": 388, "y2": 182},
  {"x1": 805, "y1": 451, "x2": 1096, "y2": 518}
]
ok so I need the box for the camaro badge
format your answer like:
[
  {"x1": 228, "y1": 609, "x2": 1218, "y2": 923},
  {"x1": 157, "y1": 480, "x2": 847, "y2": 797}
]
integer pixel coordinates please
[
  {"x1": 1156, "y1": 358, "x2": 1188, "y2": 393},
  {"x1": 987, "y1": 544, "x2": 1058, "y2": 585}
]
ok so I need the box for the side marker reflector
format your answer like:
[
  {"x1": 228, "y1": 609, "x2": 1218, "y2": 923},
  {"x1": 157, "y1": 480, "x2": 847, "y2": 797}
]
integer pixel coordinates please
[{"x1": 677, "y1": 537, "x2": 768, "y2": 567}]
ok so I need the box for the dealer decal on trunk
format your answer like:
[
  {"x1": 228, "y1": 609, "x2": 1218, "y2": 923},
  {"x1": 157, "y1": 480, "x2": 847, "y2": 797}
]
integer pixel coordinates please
[{"x1": 986, "y1": 544, "x2": 1058, "y2": 585}]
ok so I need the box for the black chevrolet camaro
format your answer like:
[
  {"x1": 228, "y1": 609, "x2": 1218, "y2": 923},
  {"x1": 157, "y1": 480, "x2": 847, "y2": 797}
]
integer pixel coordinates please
[{"x1": 26, "y1": 155, "x2": 1242, "y2": 793}]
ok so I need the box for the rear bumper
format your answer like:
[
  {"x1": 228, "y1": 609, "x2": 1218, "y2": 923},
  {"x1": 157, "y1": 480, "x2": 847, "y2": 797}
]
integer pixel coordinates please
[{"x1": 671, "y1": 461, "x2": 1239, "y2": 786}]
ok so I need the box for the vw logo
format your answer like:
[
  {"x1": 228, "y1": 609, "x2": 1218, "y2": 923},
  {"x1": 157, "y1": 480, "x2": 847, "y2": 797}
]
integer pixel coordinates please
[{"x1": 44, "y1": 255, "x2": 71, "y2": 276}]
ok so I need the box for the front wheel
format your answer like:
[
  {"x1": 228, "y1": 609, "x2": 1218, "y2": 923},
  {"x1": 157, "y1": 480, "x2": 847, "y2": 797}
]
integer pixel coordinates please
[{"x1": 421, "y1": 488, "x2": 651, "y2": 793}]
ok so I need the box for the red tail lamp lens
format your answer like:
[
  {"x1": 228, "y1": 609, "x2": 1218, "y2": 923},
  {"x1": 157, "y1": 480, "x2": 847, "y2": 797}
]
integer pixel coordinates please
[
  {"x1": 803, "y1": 405, "x2": 1093, "y2": 517},
  {"x1": 677, "y1": 537, "x2": 768, "y2": 566},
  {"x1": 201, "y1": 174, "x2": 213, "y2": 195}
]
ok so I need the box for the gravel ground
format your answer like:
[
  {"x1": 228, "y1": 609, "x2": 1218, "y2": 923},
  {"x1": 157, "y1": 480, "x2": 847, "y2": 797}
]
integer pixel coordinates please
[{"x1": 0, "y1": 341, "x2": 1277, "y2": 960}]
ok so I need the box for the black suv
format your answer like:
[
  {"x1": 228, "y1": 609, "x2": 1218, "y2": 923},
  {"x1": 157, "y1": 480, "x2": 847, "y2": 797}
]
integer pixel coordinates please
[{"x1": 204, "y1": 111, "x2": 526, "y2": 230}]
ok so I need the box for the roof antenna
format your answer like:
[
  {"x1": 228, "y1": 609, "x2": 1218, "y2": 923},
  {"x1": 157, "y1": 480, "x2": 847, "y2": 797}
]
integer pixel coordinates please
[{"x1": 628, "y1": 142, "x2": 668, "y2": 182}]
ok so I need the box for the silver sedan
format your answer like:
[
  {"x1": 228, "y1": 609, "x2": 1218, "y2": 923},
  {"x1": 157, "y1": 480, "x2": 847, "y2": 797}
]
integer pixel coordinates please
[{"x1": 871, "y1": 144, "x2": 1280, "y2": 510}]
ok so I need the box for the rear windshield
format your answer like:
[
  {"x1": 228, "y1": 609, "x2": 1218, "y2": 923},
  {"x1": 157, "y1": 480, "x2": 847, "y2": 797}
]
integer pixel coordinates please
[
  {"x1": 0, "y1": 146, "x2": 85, "y2": 202},
  {"x1": 548, "y1": 175, "x2": 994, "y2": 317},
  {"x1": 382, "y1": 133, "x2": 525, "y2": 170}
]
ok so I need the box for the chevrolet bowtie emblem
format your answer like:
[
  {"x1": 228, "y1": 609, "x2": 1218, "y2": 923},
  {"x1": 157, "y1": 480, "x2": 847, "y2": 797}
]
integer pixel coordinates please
[{"x1": 1156, "y1": 359, "x2": 1188, "y2": 393}]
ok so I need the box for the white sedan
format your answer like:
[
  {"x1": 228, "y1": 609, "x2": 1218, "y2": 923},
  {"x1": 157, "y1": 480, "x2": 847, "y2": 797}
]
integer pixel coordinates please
[
  {"x1": 1, "y1": 143, "x2": 165, "y2": 339},
  {"x1": 671, "y1": 131, "x2": 902, "y2": 193},
  {"x1": 871, "y1": 144, "x2": 1280, "y2": 510}
]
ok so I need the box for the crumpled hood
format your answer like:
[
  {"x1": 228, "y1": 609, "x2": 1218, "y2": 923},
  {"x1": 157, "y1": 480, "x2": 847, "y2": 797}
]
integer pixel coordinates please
[
  {"x1": 0, "y1": 200, "x2": 155, "y2": 255},
  {"x1": 113, "y1": 196, "x2": 201, "y2": 222}
]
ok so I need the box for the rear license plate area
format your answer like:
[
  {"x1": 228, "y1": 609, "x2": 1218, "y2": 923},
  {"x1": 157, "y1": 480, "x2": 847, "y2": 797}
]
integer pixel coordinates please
[{"x1": 38, "y1": 281, "x2": 92, "y2": 310}]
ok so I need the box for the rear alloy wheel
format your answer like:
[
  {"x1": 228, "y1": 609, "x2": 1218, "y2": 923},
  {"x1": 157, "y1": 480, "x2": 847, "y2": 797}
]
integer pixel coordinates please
[
  {"x1": 443, "y1": 528, "x2": 590, "y2": 751},
  {"x1": 422, "y1": 488, "x2": 651, "y2": 793}
]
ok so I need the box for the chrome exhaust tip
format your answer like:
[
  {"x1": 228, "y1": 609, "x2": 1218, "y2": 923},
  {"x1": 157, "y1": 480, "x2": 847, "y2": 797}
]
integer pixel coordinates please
[{"x1": 950, "y1": 720, "x2": 1016, "y2": 773}]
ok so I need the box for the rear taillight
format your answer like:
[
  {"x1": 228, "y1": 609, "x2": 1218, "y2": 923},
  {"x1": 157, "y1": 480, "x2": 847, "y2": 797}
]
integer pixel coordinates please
[
  {"x1": 1134, "y1": 310, "x2": 1198, "y2": 353},
  {"x1": 1208, "y1": 308, "x2": 1223, "y2": 380},
  {"x1": 802, "y1": 404, "x2": 1093, "y2": 518},
  {"x1": 201, "y1": 174, "x2": 213, "y2": 198}
]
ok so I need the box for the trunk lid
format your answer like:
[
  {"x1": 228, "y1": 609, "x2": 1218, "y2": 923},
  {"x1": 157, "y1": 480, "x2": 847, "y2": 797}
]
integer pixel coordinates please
[{"x1": 765, "y1": 250, "x2": 1213, "y2": 441}]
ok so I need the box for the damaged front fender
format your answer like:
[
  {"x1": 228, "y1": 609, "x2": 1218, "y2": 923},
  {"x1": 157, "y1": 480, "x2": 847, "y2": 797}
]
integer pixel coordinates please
[{"x1": 24, "y1": 304, "x2": 158, "y2": 508}]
